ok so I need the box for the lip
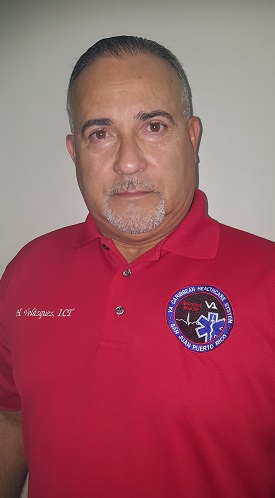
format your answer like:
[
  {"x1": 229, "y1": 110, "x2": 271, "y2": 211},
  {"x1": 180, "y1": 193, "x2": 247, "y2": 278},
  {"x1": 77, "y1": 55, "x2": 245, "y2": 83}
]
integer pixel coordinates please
[{"x1": 114, "y1": 191, "x2": 152, "y2": 200}]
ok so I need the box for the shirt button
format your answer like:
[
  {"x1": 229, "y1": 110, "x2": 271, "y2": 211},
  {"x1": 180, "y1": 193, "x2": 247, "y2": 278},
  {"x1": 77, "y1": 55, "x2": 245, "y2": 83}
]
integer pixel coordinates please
[
  {"x1": 115, "y1": 306, "x2": 125, "y2": 316},
  {"x1": 122, "y1": 269, "x2": 131, "y2": 277},
  {"x1": 102, "y1": 243, "x2": 110, "y2": 251}
]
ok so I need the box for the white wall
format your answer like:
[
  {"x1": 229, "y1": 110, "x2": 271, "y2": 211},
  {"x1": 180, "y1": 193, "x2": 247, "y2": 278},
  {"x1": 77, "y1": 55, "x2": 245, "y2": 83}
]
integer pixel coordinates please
[
  {"x1": 1, "y1": 2, "x2": 274, "y2": 495},
  {"x1": 1, "y1": 0, "x2": 275, "y2": 277}
]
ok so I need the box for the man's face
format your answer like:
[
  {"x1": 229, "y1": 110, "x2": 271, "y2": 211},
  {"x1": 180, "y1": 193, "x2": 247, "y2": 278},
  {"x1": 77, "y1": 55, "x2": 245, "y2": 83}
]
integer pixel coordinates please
[{"x1": 66, "y1": 54, "x2": 200, "y2": 243}]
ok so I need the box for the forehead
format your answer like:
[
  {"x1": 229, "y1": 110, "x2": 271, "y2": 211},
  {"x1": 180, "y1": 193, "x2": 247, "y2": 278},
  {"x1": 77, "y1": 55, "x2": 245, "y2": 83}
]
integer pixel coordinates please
[{"x1": 70, "y1": 53, "x2": 183, "y2": 115}]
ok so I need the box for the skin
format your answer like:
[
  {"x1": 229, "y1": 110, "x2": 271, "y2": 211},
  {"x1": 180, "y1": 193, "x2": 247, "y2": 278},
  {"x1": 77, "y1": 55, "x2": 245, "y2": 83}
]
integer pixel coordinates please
[
  {"x1": 66, "y1": 54, "x2": 201, "y2": 262},
  {"x1": 0, "y1": 410, "x2": 28, "y2": 496}
]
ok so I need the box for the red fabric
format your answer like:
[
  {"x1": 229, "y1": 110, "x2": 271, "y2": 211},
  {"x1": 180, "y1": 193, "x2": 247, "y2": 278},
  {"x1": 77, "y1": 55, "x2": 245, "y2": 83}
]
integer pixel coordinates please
[{"x1": 1, "y1": 190, "x2": 275, "y2": 497}]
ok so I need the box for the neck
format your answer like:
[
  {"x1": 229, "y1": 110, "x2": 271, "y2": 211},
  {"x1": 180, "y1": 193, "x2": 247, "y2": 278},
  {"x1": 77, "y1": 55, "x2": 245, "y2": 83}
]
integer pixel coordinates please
[
  {"x1": 112, "y1": 236, "x2": 166, "y2": 262},
  {"x1": 96, "y1": 198, "x2": 195, "y2": 262}
]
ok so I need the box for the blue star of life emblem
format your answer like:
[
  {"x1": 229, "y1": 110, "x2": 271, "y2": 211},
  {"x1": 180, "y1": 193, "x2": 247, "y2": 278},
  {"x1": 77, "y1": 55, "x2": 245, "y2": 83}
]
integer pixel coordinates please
[{"x1": 196, "y1": 312, "x2": 226, "y2": 342}]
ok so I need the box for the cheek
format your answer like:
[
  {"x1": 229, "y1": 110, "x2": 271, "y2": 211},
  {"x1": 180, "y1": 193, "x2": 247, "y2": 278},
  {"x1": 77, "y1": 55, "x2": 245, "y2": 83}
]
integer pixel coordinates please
[
  {"x1": 75, "y1": 150, "x2": 100, "y2": 184},
  {"x1": 75, "y1": 145, "x2": 117, "y2": 180},
  {"x1": 148, "y1": 145, "x2": 185, "y2": 180},
  {"x1": 75, "y1": 155, "x2": 115, "y2": 211},
  {"x1": 157, "y1": 149, "x2": 195, "y2": 197}
]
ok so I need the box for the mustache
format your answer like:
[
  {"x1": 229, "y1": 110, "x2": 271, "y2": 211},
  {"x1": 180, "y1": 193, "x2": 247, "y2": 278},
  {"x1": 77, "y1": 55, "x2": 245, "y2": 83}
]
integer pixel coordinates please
[{"x1": 108, "y1": 179, "x2": 161, "y2": 196}]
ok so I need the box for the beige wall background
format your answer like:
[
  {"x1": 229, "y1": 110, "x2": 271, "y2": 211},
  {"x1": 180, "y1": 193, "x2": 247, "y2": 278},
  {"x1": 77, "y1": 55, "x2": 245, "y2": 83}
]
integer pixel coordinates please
[{"x1": 0, "y1": 0, "x2": 274, "y2": 494}]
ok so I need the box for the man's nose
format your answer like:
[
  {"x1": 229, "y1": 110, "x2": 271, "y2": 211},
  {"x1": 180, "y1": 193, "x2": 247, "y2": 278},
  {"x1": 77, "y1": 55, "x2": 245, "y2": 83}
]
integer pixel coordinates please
[{"x1": 113, "y1": 136, "x2": 148, "y2": 175}]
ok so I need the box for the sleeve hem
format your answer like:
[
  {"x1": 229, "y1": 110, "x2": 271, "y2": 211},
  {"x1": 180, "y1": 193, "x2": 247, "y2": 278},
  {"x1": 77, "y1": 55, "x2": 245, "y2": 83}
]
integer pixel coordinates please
[{"x1": 0, "y1": 402, "x2": 21, "y2": 412}]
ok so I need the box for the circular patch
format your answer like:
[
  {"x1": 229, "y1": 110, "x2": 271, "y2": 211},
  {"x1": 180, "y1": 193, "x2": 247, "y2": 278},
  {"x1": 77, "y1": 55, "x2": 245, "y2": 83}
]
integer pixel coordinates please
[{"x1": 166, "y1": 285, "x2": 234, "y2": 352}]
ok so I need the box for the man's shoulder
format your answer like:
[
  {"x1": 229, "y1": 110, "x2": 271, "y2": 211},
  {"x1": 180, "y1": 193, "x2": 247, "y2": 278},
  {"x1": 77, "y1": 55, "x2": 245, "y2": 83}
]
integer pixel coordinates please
[
  {"x1": 218, "y1": 222, "x2": 275, "y2": 261},
  {"x1": 18, "y1": 221, "x2": 85, "y2": 254},
  {"x1": 2, "y1": 221, "x2": 86, "y2": 280},
  {"x1": 219, "y1": 222, "x2": 274, "y2": 246}
]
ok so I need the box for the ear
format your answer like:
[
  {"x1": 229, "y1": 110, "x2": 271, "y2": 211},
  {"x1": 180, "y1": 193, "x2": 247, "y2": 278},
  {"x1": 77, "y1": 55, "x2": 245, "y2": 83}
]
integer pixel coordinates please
[
  {"x1": 188, "y1": 117, "x2": 201, "y2": 156},
  {"x1": 66, "y1": 134, "x2": 76, "y2": 164}
]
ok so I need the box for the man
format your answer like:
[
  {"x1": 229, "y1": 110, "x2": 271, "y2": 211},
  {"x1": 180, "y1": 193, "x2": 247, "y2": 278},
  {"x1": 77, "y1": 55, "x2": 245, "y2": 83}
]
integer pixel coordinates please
[{"x1": 0, "y1": 36, "x2": 274, "y2": 497}]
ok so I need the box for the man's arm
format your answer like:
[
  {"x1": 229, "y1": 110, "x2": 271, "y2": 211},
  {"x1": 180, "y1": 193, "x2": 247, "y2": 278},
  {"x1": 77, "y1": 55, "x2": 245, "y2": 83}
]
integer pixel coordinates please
[{"x1": 0, "y1": 410, "x2": 28, "y2": 498}]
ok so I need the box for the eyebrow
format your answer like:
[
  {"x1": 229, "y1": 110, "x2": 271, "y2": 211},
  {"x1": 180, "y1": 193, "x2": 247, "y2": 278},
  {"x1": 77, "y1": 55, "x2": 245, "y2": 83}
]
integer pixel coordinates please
[
  {"x1": 136, "y1": 110, "x2": 176, "y2": 124},
  {"x1": 81, "y1": 118, "x2": 113, "y2": 136},
  {"x1": 80, "y1": 110, "x2": 175, "y2": 136}
]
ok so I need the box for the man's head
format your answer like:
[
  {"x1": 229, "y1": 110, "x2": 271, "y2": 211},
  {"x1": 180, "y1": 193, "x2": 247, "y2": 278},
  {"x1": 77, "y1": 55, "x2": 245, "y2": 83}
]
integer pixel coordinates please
[
  {"x1": 67, "y1": 36, "x2": 193, "y2": 133},
  {"x1": 66, "y1": 36, "x2": 201, "y2": 247}
]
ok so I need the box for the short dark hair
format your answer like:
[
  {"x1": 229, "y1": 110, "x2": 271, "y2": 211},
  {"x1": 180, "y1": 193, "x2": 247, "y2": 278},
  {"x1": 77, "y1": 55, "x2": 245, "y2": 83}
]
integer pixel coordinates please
[{"x1": 67, "y1": 35, "x2": 193, "y2": 132}]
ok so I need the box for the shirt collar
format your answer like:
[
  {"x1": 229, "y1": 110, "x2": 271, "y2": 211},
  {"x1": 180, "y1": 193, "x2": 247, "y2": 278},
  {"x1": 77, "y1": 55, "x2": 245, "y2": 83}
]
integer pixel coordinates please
[
  {"x1": 70, "y1": 214, "x2": 102, "y2": 248},
  {"x1": 160, "y1": 189, "x2": 219, "y2": 259},
  {"x1": 70, "y1": 189, "x2": 219, "y2": 260}
]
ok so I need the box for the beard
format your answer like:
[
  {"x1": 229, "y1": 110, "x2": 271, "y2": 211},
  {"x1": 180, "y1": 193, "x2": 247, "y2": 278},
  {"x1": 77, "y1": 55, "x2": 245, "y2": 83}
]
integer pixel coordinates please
[{"x1": 104, "y1": 179, "x2": 165, "y2": 234}]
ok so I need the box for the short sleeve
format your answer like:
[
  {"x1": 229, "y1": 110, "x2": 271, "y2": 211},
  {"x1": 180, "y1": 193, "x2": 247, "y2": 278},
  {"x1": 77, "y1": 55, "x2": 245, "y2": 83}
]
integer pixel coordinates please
[{"x1": 0, "y1": 266, "x2": 21, "y2": 411}]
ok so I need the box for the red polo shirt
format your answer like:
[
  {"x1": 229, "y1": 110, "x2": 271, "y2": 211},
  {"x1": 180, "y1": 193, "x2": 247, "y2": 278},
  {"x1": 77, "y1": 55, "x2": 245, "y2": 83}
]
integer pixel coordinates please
[{"x1": 1, "y1": 190, "x2": 275, "y2": 497}]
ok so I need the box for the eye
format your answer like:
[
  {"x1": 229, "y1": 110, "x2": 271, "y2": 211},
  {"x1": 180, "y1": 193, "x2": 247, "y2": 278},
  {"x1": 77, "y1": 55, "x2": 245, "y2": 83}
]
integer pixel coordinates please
[
  {"x1": 89, "y1": 129, "x2": 108, "y2": 142},
  {"x1": 147, "y1": 122, "x2": 166, "y2": 133}
]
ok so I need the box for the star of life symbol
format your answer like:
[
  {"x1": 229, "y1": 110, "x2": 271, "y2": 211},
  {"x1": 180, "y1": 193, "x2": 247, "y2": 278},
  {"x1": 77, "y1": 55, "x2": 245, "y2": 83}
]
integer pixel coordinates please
[{"x1": 196, "y1": 312, "x2": 225, "y2": 342}]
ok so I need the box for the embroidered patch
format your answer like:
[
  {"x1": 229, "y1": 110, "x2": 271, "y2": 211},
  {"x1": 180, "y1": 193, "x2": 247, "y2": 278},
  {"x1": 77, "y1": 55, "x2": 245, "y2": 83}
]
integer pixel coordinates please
[{"x1": 166, "y1": 285, "x2": 234, "y2": 352}]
